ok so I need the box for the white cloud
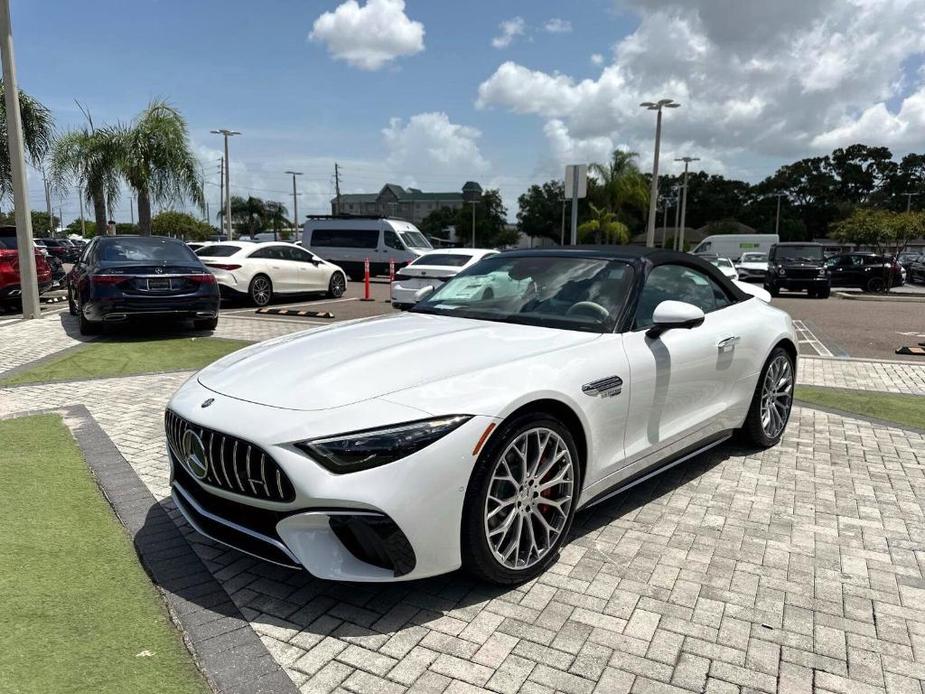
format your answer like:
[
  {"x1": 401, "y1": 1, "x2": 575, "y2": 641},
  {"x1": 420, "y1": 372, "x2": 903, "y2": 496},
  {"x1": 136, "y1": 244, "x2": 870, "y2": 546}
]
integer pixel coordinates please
[
  {"x1": 309, "y1": 0, "x2": 425, "y2": 71},
  {"x1": 590, "y1": 53, "x2": 604, "y2": 66},
  {"x1": 477, "y1": 0, "x2": 925, "y2": 177},
  {"x1": 492, "y1": 17, "x2": 526, "y2": 49},
  {"x1": 544, "y1": 18, "x2": 572, "y2": 34},
  {"x1": 382, "y1": 112, "x2": 490, "y2": 175}
]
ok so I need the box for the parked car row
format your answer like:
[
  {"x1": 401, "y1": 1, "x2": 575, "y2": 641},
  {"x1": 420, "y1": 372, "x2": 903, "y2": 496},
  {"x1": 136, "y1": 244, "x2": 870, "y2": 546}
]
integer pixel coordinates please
[{"x1": 0, "y1": 226, "x2": 53, "y2": 306}]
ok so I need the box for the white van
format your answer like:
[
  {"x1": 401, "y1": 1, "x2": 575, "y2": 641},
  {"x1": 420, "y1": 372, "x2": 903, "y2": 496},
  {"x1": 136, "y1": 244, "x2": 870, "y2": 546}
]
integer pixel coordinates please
[
  {"x1": 302, "y1": 216, "x2": 433, "y2": 280},
  {"x1": 691, "y1": 234, "x2": 779, "y2": 261}
]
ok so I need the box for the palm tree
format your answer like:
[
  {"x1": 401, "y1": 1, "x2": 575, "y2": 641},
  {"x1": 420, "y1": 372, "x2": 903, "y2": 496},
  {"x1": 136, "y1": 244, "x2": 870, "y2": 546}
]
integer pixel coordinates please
[
  {"x1": 578, "y1": 203, "x2": 630, "y2": 244},
  {"x1": 113, "y1": 99, "x2": 203, "y2": 235},
  {"x1": 263, "y1": 200, "x2": 289, "y2": 239},
  {"x1": 589, "y1": 149, "x2": 649, "y2": 222},
  {"x1": 50, "y1": 126, "x2": 121, "y2": 237},
  {"x1": 220, "y1": 195, "x2": 266, "y2": 237},
  {"x1": 0, "y1": 82, "x2": 54, "y2": 201}
]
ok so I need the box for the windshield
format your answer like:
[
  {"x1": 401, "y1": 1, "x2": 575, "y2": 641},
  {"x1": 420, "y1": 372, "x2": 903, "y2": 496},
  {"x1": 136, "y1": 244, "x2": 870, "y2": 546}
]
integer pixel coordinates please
[
  {"x1": 411, "y1": 253, "x2": 473, "y2": 268},
  {"x1": 710, "y1": 258, "x2": 733, "y2": 269},
  {"x1": 773, "y1": 245, "x2": 823, "y2": 262},
  {"x1": 196, "y1": 244, "x2": 241, "y2": 257},
  {"x1": 740, "y1": 253, "x2": 767, "y2": 263},
  {"x1": 400, "y1": 231, "x2": 432, "y2": 249},
  {"x1": 98, "y1": 237, "x2": 199, "y2": 264},
  {"x1": 410, "y1": 255, "x2": 634, "y2": 333}
]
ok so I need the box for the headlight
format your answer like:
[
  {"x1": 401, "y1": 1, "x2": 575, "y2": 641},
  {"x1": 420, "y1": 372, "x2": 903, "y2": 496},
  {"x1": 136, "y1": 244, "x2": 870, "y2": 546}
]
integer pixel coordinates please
[
  {"x1": 295, "y1": 416, "x2": 472, "y2": 473},
  {"x1": 777, "y1": 267, "x2": 786, "y2": 276},
  {"x1": 818, "y1": 268, "x2": 828, "y2": 276}
]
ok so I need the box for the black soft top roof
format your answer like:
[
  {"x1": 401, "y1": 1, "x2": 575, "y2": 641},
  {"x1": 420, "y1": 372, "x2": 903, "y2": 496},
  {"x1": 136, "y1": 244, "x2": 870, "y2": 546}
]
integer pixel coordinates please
[{"x1": 498, "y1": 245, "x2": 751, "y2": 302}]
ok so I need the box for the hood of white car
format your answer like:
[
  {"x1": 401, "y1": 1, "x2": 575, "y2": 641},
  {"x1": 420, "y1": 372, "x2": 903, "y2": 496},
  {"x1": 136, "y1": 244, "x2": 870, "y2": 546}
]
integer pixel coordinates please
[
  {"x1": 737, "y1": 262, "x2": 768, "y2": 270},
  {"x1": 197, "y1": 313, "x2": 599, "y2": 411}
]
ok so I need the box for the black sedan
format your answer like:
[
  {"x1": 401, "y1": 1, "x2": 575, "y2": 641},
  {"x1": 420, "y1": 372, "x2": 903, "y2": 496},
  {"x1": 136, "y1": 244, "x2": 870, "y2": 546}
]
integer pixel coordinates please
[
  {"x1": 67, "y1": 235, "x2": 220, "y2": 335},
  {"x1": 825, "y1": 252, "x2": 904, "y2": 292},
  {"x1": 908, "y1": 254, "x2": 925, "y2": 284}
]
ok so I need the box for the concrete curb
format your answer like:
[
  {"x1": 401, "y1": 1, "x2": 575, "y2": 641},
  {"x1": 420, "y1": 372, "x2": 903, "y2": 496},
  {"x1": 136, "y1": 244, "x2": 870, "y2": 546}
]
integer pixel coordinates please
[
  {"x1": 2, "y1": 405, "x2": 299, "y2": 694},
  {"x1": 835, "y1": 291, "x2": 925, "y2": 303}
]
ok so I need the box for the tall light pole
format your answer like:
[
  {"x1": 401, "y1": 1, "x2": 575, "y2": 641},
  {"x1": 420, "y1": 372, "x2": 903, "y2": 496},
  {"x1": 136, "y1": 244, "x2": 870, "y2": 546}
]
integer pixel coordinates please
[
  {"x1": 1, "y1": 0, "x2": 39, "y2": 319},
  {"x1": 641, "y1": 99, "x2": 680, "y2": 248},
  {"x1": 467, "y1": 200, "x2": 478, "y2": 248},
  {"x1": 903, "y1": 192, "x2": 919, "y2": 213},
  {"x1": 674, "y1": 156, "x2": 699, "y2": 252},
  {"x1": 773, "y1": 192, "x2": 786, "y2": 235},
  {"x1": 211, "y1": 129, "x2": 240, "y2": 239},
  {"x1": 285, "y1": 171, "x2": 302, "y2": 238}
]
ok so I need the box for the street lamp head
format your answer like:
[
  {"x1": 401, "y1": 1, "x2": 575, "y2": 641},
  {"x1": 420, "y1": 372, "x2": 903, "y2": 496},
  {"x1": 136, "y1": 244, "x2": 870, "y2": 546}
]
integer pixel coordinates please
[
  {"x1": 210, "y1": 129, "x2": 240, "y2": 137},
  {"x1": 284, "y1": 171, "x2": 303, "y2": 176},
  {"x1": 641, "y1": 99, "x2": 680, "y2": 111}
]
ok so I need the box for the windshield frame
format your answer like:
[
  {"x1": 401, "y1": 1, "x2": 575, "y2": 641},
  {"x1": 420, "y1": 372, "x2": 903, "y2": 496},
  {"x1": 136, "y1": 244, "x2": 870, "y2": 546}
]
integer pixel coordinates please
[
  {"x1": 409, "y1": 254, "x2": 635, "y2": 334},
  {"x1": 771, "y1": 245, "x2": 824, "y2": 262}
]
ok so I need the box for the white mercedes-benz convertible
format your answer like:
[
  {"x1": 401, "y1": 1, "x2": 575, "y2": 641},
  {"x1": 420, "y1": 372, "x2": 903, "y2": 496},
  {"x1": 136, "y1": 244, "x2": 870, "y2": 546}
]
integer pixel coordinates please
[{"x1": 165, "y1": 248, "x2": 797, "y2": 584}]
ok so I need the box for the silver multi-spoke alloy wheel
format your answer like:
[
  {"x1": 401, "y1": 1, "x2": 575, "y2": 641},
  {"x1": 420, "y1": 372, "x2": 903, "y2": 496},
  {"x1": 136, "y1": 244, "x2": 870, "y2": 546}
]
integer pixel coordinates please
[
  {"x1": 484, "y1": 427, "x2": 574, "y2": 571},
  {"x1": 330, "y1": 272, "x2": 346, "y2": 298},
  {"x1": 251, "y1": 276, "x2": 272, "y2": 306},
  {"x1": 760, "y1": 354, "x2": 793, "y2": 438}
]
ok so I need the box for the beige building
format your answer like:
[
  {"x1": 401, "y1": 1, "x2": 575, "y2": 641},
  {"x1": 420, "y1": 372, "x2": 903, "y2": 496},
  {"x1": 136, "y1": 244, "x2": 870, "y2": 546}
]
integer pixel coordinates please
[{"x1": 333, "y1": 182, "x2": 482, "y2": 225}]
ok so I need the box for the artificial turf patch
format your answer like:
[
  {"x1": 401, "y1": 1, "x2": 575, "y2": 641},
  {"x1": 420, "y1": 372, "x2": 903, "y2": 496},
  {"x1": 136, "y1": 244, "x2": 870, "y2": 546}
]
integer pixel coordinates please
[{"x1": 795, "y1": 385, "x2": 925, "y2": 431}]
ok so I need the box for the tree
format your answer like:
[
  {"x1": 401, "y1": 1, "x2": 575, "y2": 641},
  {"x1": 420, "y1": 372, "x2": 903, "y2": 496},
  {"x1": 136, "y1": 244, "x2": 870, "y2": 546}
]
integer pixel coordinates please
[
  {"x1": 578, "y1": 203, "x2": 629, "y2": 244},
  {"x1": 220, "y1": 195, "x2": 267, "y2": 237},
  {"x1": 516, "y1": 180, "x2": 564, "y2": 244},
  {"x1": 151, "y1": 210, "x2": 213, "y2": 241},
  {"x1": 113, "y1": 99, "x2": 203, "y2": 235},
  {"x1": 50, "y1": 125, "x2": 121, "y2": 237},
  {"x1": 0, "y1": 82, "x2": 54, "y2": 202},
  {"x1": 828, "y1": 144, "x2": 897, "y2": 206},
  {"x1": 262, "y1": 200, "x2": 289, "y2": 240},
  {"x1": 588, "y1": 149, "x2": 649, "y2": 231},
  {"x1": 463, "y1": 189, "x2": 514, "y2": 247},
  {"x1": 420, "y1": 206, "x2": 461, "y2": 239},
  {"x1": 66, "y1": 218, "x2": 96, "y2": 237}
]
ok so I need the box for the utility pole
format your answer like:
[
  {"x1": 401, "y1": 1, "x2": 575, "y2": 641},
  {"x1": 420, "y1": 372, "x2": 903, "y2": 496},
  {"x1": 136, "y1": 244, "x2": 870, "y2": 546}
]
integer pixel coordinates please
[
  {"x1": 468, "y1": 200, "x2": 478, "y2": 248},
  {"x1": 640, "y1": 99, "x2": 680, "y2": 247},
  {"x1": 773, "y1": 192, "x2": 786, "y2": 235},
  {"x1": 205, "y1": 201, "x2": 210, "y2": 226},
  {"x1": 129, "y1": 195, "x2": 134, "y2": 226},
  {"x1": 560, "y1": 198, "x2": 566, "y2": 246},
  {"x1": 334, "y1": 163, "x2": 342, "y2": 215},
  {"x1": 43, "y1": 172, "x2": 53, "y2": 234},
  {"x1": 78, "y1": 185, "x2": 86, "y2": 237},
  {"x1": 660, "y1": 194, "x2": 669, "y2": 248},
  {"x1": 904, "y1": 192, "x2": 919, "y2": 213},
  {"x1": 675, "y1": 156, "x2": 699, "y2": 252},
  {"x1": 1, "y1": 0, "x2": 40, "y2": 318},
  {"x1": 211, "y1": 129, "x2": 240, "y2": 239},
  {"x1": 673, "y1": 187, "x2": 681, "y2": 250},
  {"x1": 217, "y1": 158, "x2": 224, "y2": 231},
  {"x1": 285, "y1": 171, "x2": 302, "y2": 236}
]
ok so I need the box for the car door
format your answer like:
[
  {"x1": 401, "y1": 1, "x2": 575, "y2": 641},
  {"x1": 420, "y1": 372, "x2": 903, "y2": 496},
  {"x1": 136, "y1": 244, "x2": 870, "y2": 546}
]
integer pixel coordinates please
[
  {"x1": 248, "y1": 246, "x2": 292, "y2": 292},
  {"x1": 619, "y1": 263, "x2": 749, "y2": 473},
  {"x1": 382, "y1": 229, "x2": 406, "y2": 274},
  {"x1": 286, "y1": 246, "x2": 328, "y2": 291}
]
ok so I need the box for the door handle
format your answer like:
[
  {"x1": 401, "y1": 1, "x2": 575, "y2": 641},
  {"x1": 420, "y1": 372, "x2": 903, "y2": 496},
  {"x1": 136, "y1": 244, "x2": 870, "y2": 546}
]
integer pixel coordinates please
[{"x1": 717, "y1": 336, "x2": 740, "y2": 352}]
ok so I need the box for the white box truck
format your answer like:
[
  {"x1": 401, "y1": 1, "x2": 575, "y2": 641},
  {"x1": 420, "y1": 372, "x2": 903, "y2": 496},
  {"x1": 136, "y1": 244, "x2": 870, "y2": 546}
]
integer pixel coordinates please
[{"x1": 691, "y1": 234, "x2": 779, "y2": 261}]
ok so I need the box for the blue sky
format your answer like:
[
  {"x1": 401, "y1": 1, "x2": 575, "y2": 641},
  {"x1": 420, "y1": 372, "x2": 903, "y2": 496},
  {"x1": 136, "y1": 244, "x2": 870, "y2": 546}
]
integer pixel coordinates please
[{"x1": 11, "y1": 0, "x2": 925, "y2": 224}]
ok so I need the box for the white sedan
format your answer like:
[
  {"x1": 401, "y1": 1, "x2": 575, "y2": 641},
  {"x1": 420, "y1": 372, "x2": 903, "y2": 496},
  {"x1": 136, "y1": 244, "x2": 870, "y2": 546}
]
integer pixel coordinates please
[
  {"x1": 196, "y1": 241, "x2": 347, "y2": 306},
  {"x1": 165, "y1": 249, "x2": 796, "y2": 584},
  {"x1": 707, "y1": 256, "x2": 739, "y2": 280},
  {"x1": 391, "y1": 248, "x2": 497, "y2": 309}
]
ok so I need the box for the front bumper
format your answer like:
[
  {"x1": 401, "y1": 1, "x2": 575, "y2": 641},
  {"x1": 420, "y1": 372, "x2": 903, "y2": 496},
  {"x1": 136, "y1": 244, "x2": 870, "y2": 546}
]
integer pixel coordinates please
[
  {"x1": 166, "y1": 378, "x2": 497, "y2": 581},
  {"x1": 766, "y1": 276, "x2": 829, "y2": 291},
  {"x1": 736, "y1": 269, "x2": 767, "y2": 282}
]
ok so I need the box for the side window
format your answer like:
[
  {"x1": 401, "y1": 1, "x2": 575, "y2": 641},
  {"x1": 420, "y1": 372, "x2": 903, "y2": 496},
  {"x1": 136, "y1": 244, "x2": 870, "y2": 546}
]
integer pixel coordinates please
[
  {"x1": 249, "y1": 247, "x2": 279, "y2": 260},
  {"x1": 635, "y1": 264, "x2": 732, "y2": 329},
  {"x1": 384, "y1": 230, "x2": 404, "y2": 251},
  {"x1": 287, "y1": 247, "x2": 316, "y2": 262}
]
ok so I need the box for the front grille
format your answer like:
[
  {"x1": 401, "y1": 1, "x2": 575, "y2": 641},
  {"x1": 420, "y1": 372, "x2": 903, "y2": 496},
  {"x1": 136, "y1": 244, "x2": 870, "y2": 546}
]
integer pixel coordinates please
[
  {"x1": 165, "y1": 409, "x2": 295, "y2": 503},
  {"x1": 785, "y1": 268, "x2": 820, "y2": 280}
]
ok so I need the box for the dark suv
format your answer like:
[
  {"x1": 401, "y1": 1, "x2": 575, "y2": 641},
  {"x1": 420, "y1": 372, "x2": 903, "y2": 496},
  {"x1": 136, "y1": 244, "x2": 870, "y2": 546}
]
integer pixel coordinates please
[
  {"x1": 765, "y1": 242, "x2": 831, "y2": 298},
  {"x1": 826, "y1": 253, "x2": 903, "y2": 292}
]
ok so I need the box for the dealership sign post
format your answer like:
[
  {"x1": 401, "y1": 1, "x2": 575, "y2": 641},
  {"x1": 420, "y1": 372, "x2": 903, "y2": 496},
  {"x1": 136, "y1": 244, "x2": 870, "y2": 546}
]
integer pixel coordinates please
[{"x1": 564, "y1": 164, "x2": 587, "y2": 246}]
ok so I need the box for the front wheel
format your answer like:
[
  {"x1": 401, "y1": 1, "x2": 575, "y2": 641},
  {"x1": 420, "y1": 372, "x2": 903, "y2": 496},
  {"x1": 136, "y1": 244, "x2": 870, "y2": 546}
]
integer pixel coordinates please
[
  {"x1": 327, "y1": 272, "x2": 346, "y2": 299},
  {"x1": 248, "y1": 274, "x2": 273, "y2": 307},
  {"x1": 741, "y1": 347, "x2": 794, "y2": 447},
  {"x1": 461, "y1": 414, "x2": 579, "y2": 584},
  {"x1": 866, "y1": 276, "x2": 885, "y2": 293},
  {"x1": 766, "y1": 284, "x2": 780, "y2": 297},
  {"x1": 67, "y1": 284, "x2": 77, "y2": 316}
]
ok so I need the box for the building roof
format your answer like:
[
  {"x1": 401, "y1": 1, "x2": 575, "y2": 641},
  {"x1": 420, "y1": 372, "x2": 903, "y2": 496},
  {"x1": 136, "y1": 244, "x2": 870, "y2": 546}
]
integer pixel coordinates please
[{"x1": 335, "y1": 183, "x2": 467, "y2": 205}]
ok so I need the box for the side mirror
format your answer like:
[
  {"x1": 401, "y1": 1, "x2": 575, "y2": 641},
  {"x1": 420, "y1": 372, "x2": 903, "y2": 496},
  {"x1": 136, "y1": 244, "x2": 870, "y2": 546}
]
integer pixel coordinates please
[
  {"x1": 646, "y1": 300, "x2": 704, "y2": 339},
  {"x1": 414, "y1": 285, "x2": 435, "y2": 302}
]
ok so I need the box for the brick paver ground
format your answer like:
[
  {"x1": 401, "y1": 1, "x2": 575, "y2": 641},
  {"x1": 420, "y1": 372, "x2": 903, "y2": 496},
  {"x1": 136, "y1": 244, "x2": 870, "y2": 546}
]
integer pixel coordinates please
[{"x1": 2, "y1": 315, "x2": 924, "y2": 693}]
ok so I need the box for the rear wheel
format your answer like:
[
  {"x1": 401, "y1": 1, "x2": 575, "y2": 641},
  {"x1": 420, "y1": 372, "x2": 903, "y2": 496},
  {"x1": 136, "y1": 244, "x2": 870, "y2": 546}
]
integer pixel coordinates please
[
  {"x1": 248, "y1": 274, "x2": 273, "y2": 306},
  {"x1": 66, "y1": 283, "x2": 77, "y2": 316},
  {"x1": 767, "y1": 284, "x2": 780, "y2": 297},
  {"x1": 818, "y1": 286, "x2": 831, "y2": 299},
  {"x1": 742, "y1": 347, "x2": 794, "y2": 448},
  {"x1": 866, "y1": 276, "x2": 885, "y2": 293},
  {"x1": 78, "y1": 300, "x2": 101, "y2": 336},
  {"x1": 462, "y1": 414, "x2": 579, "y2": 584},
  {"x1": 327, "y1": 272, "x2": 346, "y2": 299}
]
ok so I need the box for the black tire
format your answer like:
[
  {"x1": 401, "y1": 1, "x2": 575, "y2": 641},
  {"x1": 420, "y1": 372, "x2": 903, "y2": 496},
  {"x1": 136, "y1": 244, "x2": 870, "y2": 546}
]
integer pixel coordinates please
[
  {"x1": 807, "y1": 289, "x2": 817, "y2": 298},
  {"x1": 66, "y1": 284, "x2": 77, "y2": 316},
  {"x1": 766, "y1": 285, "x2": 780, "y2": 297},
  {"x1": 194, "y1": 317, "x2": 218, "y2": 331},
  {"x1": 461, "y1": 413, "x2": 581, "y2": 585},
  {"x1": 818, "y1": 286, "x2": 831, "y2": 299},
  {"x1": 248, "y1": 274, "x2": 273, "y2": 307},
  {"x1": 327, "y1": 271, "x2": 346, "y2": 299},
  {"x1": 78, "y1": 302, "x2": 101, "y2": 336},
  {"x1": 866, "y1": 276, "x2": 885, "y2": 293},
  {"x1": 741, "y1": 347, "x2": 794, "y2": 448}
]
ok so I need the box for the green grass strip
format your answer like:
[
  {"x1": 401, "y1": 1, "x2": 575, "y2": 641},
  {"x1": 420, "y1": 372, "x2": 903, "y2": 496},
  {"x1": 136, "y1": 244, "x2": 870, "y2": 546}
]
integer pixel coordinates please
[
  {"x1": 1, "y1": 336, "x2": 249, "y2": 386},
  {"x1": 0, "y1": 414, "x2": 209, "y2": 694},
  {"x1": 795, "y1": 385, "x2": 925, "y2": 431}
]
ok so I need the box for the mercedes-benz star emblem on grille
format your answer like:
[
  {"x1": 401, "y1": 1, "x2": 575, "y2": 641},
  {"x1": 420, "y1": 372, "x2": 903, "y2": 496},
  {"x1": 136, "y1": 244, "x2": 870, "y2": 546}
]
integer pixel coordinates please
[
  {"x1": 154, "y1": 266, "x2": 164, "y2": 274},
  {"x1": 201, "y1": 398, "x2": 214, "y2": 408},
  {"x1": 181, "y1": 429, "x2": 209, "y2": 480}
]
